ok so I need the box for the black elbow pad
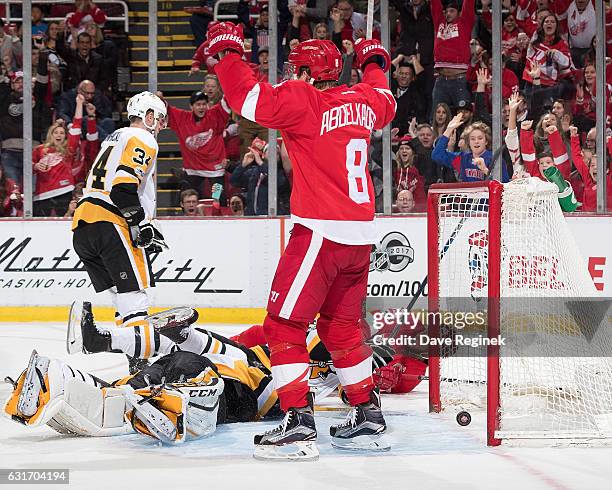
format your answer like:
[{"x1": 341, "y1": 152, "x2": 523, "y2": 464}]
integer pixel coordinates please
[{"x1": 110, "y1": 183, "x2": 140, "y2": 210}]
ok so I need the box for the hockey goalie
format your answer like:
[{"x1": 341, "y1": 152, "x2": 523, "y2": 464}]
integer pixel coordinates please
[{"x1": 4, "y1": 349, "x2": 224, "y2": 445}]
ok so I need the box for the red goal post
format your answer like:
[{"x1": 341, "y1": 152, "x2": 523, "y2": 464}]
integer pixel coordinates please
[
  {"x1": 427, "y1": 181, "x2": 503, "y2": 446},
  {"x1": 426, "y1": 179, "x2": 612, "y2": 446}
]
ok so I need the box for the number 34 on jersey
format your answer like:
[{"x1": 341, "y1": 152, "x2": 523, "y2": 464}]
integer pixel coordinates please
[{"x1": 73, "y1": 127, "x2": 159, "y2": 230}]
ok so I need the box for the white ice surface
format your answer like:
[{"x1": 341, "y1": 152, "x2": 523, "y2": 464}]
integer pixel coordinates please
[{"x1": 1, "y1": 322, "x2": 611, "y2": 490}]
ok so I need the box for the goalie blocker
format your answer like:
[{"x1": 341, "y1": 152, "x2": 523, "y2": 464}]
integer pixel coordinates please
[{"x1": 4, "y1": 350, "x2": 223, "y2": 444}]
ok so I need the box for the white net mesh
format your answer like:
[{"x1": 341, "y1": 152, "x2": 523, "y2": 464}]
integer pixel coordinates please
[{"x1": 435, "y1": 178, "x2": 612, "y2": 439}]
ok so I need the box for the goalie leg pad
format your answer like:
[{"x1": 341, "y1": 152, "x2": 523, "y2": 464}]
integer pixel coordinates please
[{"x1": 4, "y1": 355, "x2": 129, "y2": 436}]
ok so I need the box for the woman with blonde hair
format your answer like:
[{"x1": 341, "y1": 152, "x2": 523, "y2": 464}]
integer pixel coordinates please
[
  {"x1": 32, "y1": 95, "x2": 88, "y2": 216},
  {"x1": 432, "y1": 102, "x2": 452, "y2": 141}
]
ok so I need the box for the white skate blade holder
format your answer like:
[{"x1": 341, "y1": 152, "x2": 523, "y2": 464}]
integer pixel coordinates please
[
  {"x1": 253, "y1": 441, "x2": 320, "y2": 462},
  {"x1": 331, "y1": 434, "x2": 391, "y2": 452},
  {"x1": 66, "y1": 300, "x2": 83, "y2": 354}
]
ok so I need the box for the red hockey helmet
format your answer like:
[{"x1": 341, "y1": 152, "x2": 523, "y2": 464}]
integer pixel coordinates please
[{"x1": 287, "y1": 40, "x2": 342, "y2": 82}]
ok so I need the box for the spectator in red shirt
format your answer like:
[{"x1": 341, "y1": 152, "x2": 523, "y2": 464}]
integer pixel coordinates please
[
  {"x1": 190, "y1": 39, "x2": 218, "y2": 77},
  {"x1": 32, "y1": 114, "x2": 81, "y2": 217},
  {"x1": 430, "y1": 0, "x2": 476, "y2": 119},
  {"x1": 0, "y1": 162, "x2": 22, "y2": 217},
  {"x1": 573, "y1": 63, "x2": 612, "y2": 134},
  {"x1": 160, "y1": 90, "x2": 231, "y2": 202},
  {"x1": 523, "y1": 14, "x2": 574, "y2": 104},
  {"x1": 66, "y1": 0, "x2": 107, "y2": 31}
]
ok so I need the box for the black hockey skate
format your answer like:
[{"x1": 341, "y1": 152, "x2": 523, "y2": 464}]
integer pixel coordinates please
[
  {"x1": 253, "y1": 394, "x2": 319, "y2": 461},
  {"x1": 81, "y1": 302, "x2": 112, "y2": 354},
  {"x1": 330, "y1": 390, "x2": 391, "y2": 451}
]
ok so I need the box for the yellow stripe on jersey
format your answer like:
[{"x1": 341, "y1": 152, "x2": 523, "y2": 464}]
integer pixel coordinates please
[
  {"x1": 143, "y1": 325, "x2": 152, "y2": 358},
  {"x1": 214, "y1": 360, "x2": 269, "y2": 393},
  {"x1": 123, "y1": 319, "x2": 149, "y2": 328},
  {"x1": 255, "y1": 380, "x2": 278, "y2": 420},
  {"x1": 71, "y1": 199, "x2": 126, "y2": 231},
  {"x1": 307, "y1": 333, "x2": 321, "y2": 354},
  {"x1": 112, "y1": 175, "x2": 140, "y2": 186},
  {"x1": 251, "y1": 345, "x2": 271, "y2": 371},
  {"x1": 116, "y1": 225, "x2": 149, "y2": 289}
]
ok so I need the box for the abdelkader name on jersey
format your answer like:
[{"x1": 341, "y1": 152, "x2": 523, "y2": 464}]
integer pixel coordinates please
[{"x1": 320, "y1": 101, "x2": 377, "y2": 135}]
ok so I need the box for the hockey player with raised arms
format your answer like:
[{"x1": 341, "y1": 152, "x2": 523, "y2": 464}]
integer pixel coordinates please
[
  {"x1": 70, "y1": 91, "x2": 172, "y2": 374},
  {"x1": 206, "y1": 22, "x2": 396, "y2": 459}
]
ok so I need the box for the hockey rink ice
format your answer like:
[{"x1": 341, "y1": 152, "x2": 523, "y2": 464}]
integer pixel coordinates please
[{"x1": 1, "y1": 322, "x2": 611, "y2": 490}]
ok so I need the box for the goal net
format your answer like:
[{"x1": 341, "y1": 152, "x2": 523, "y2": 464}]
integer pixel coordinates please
[{"x1": 427, "y1": 178, "x2": 612, "y2": 445}]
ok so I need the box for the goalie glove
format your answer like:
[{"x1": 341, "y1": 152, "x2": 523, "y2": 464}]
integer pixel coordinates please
[{"x1": 124, "y1": 374, "x2": 224, "y2": 444}]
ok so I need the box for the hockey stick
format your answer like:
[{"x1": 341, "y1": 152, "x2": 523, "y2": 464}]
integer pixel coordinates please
[{"x1": 377, "y1": 144, "x2": 508, "y2": 341}]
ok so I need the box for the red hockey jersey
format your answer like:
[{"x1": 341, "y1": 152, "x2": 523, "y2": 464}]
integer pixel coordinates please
[
  {"x1": 167, "y1": 102, "x2": 231, "y2": 176},
  {"x1": 215, "y1": 53, "x2": 396, "y2": 244},
  {"x1": 519, "y1": 127, "x2": 571, "y2": 181},
  {"x1": 431, "y1": 0, "x2": 475, "y2": 71},
  {"x1": 523, "y1": 38, "x2": 573, "y2": 87}
]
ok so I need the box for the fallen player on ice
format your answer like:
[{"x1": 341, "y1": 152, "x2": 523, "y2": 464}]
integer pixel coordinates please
[{"x1": 3, "y1": 306, "x2": 426, "y2": 451}]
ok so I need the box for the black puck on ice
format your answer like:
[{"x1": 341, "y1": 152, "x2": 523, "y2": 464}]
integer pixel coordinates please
[{"x1": 456, "y1": 411, "x2": 471, "y2": 426}]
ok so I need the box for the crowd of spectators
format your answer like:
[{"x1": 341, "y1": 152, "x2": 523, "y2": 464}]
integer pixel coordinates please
[
  {"x1": 1, "y1": 0, "x2": 612, "y2": 218},
  {"x1": 0, "y1": 1, "x2": 119, "y2": 217},
  {"x1": 179, "y1": 0, "x2": 612, "y2": 216}
]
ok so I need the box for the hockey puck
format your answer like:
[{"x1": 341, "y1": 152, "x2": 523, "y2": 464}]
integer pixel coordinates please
[{"x1": 456, "y1": 411, "x2": 471, "y2": 426}]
